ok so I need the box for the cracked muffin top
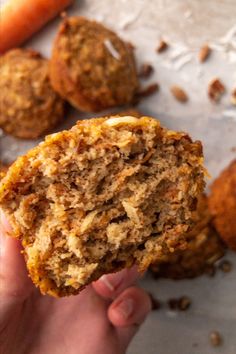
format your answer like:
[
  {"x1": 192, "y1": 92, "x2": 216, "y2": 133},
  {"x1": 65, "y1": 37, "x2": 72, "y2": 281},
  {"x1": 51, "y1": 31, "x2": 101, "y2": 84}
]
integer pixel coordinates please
[
  {"x1": 0, "y1": 48, "x2": 65, "y2": 139},
  {"x1": 50, "y1": 17, "x2": 139, "y2": 112}
]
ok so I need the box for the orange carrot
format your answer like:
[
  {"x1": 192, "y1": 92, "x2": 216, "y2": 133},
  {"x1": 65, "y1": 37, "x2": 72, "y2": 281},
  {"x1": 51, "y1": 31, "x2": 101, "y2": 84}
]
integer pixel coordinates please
[{"x1": 0, "y1": 0, "x2": 74, "y2": 53}]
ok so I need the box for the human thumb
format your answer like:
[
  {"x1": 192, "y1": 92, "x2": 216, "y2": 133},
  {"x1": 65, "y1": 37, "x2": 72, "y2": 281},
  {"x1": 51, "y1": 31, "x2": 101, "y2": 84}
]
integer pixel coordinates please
[{"x1": 0, "y1": 210, "x2": 34, "y2": 326}]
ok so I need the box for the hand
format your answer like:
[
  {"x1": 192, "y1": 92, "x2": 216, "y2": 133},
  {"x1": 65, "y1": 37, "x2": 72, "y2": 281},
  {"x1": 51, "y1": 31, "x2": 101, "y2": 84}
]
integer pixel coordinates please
[{"x1": 0, "y1": 210, "x2": 151, "y2": 354}]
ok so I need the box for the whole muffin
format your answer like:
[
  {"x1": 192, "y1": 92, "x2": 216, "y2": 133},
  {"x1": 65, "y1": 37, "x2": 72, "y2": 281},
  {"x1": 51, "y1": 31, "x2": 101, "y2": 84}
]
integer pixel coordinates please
[
  {"x1": 208, "y1": 160, "x2": 236, "y2": 251},
  {"x1": 0, "y1": 49, "x2": 65, "y2": 139},
  {"x1": 0, "y1": 115, "x2": 205, "y2": 297},
  {"x1": 150, "y1": 195, "x2": 225, "y2": 279},
  {"x1": 50, "y1": 17, "x2": 139, "y2": 112}
]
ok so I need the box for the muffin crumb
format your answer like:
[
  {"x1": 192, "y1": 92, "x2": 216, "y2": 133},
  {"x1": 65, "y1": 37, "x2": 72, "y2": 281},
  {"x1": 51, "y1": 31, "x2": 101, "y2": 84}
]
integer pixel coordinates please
[{"x1": 156, "y1": 40, "x2": 168, "y2": 53}]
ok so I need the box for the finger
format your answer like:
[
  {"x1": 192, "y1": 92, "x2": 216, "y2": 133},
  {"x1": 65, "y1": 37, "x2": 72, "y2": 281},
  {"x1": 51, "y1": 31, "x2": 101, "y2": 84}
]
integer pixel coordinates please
[
  {"x1": 0, "y1": 210, "x2": 34, "y2": 302},
  {"x1": 108, "y1": 286, "x2": 151, "y2": 350},
  {"x1": 92, "y1": 266, "x2": 142, "y2": 300},
  {"x1": 108, "y1": 286, "x2": 151, "y2": 327}
]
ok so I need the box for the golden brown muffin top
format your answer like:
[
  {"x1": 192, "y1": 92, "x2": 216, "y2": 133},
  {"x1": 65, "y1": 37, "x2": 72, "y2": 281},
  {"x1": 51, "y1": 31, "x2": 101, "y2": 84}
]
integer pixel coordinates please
[
  {"x1": 0, "y1": 48, "x2": 64, "y2": 139},
  {"x1": 50, "y1": 17, "x2": 139, "y2": 112},
  {"x1": 209, "y1": 159, "x2": 236, "y2": 251}
]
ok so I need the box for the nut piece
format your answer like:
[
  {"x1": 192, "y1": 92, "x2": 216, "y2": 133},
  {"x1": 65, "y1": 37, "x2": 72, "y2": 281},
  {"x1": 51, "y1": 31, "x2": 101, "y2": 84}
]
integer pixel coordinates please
[
  {"x1": 149, "y1": 293, "x2": 162, "y2": 310},
  {"x1": 205, "y1": 265, "x2": 216, "y2": 277},
  {"x1": 156, "y1": 39, "x2": 168, "y2": 53},
  {"x1": 178, "y1": 296, "x2": 191, "y2": 311},
  {"x1": 231, "y1": 88, "x2": 236, "y2": 105},
  {"x1": 209, "y1": 331, "x2": 222, "y2": 347},
  {"x1": 208, "y1": 78, "x2": 225, "y2": 102},
  {"x1": 219, "y1": 260, "x2": 232, "y2": 273},
  {"x1": 167, "y1": 298, "x2": 179, "y2": 311},
  {"x1": 138, "y1": 63, "x2": 154, "y2": 78},
  {"x1": 198, "y1": 44, "x2": 211, "y2": 62},
  {"x1": 170, "y1": 85, "x2": 188, "y2": 103},
  {"x1": 137, "y1": 83, "x2": 159, "y2": 99},
  {"x1": 167, "y1": 296, "x2": 191, "y2": 311}
]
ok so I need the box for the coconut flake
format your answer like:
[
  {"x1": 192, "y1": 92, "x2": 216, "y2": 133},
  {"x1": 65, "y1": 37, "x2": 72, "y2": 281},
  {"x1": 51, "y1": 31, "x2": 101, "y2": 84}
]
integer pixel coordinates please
[
  {"x1": 118, "y1": 7, "x2": 143, "y2": 29},
  {"x1": 104, "y1": 39, "x2": 121, "y2": 60},
  {"x1": 223, "y1": 109, "x2": 236, "y2": 120},
  {"x1": 105, "y1": 116, "x2": 139, "y2": 126},
  {"x1": 173, "y1": 53, "x2": 193, "y2": 70},
  {"x1": 220, "y1": 24, "x2": 236, "y2": 45}
]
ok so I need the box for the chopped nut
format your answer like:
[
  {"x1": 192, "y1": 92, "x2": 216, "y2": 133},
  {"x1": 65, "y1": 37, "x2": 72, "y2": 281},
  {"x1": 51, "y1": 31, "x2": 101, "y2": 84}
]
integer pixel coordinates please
[
  {"x1": 208, "y1": 78, "x2": 225, "y2": 102},
  {"x1": 178, "y1": 296, "x2": 191, "y2": 311},
  {"x1": 209, "y1": 331, "x2": 222, "y2": 347},
  {"x1": 167, "y1": 298, "x2": 179, "y2": 311},
  {"x1": 138, "y1": 63, "x2": 154, "y2": 78},
  {"x1": 149, "y1": 293, "x2": 162, "y2": 310},
  {"x1": 136, "y1": 83, "x2": 159, "y2": 100},
  {"x1": 168, "y1": 296, "x2": 191, "y2": 311},
  {"x1": 157, "y1": 39, "x2": 168, "y2": 53},
  {"x1": 170, "y1": 85, "x2": 188, "y2": 103},
  {"x1": 198, "y1": 44, "x2": 211, "y2": 62},
  {"x1": 219, "y1": 260, "x2": 232, "y2": 273},
  {"x1": 230, "y1": 88, "x2": 236, "y2": 105}
]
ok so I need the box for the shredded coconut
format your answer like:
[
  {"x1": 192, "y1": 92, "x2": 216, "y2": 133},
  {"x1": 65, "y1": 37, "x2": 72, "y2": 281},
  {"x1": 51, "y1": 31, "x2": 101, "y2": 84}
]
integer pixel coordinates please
[{"x1": 104, "y1": 39, "x2": 121, "y2": 60}]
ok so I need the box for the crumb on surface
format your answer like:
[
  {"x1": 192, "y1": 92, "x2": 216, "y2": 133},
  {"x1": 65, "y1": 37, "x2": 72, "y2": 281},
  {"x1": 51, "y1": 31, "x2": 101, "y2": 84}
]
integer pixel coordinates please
[
  {"x1": 138, "y1": 63, "x2": 154, "y2": 79},
  {"x1": 156, "y1": 40, "x2": 168, "y2": 53}
]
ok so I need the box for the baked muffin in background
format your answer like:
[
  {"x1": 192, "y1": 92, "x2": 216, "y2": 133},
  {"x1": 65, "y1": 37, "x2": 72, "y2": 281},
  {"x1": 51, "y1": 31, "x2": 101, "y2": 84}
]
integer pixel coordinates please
[
  {"x1": 50, "y1": 17, "x2": 139, "y2": 112},
  {"x1": 150, "y1": 195, "x2": 225, "y2": 279},
  {"x1": 208, "y1": 159, "x2": 236, "y2": 251},
  {"x1": 0, "y1": 115, "x2": 205, "y2": 297},
  {"x1": 0, "y1": 49, "x2": 65, "y2": 139}
]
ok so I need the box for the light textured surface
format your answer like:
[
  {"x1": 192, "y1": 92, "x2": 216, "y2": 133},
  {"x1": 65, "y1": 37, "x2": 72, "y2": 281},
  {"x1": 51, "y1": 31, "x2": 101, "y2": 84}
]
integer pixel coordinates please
[{"x1": 0, "y1": 0, "x2": 236, "y2": 353}]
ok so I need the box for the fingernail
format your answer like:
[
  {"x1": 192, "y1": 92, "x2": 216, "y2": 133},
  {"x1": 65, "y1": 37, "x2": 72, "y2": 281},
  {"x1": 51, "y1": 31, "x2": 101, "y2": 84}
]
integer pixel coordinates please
[
  {"x1": 100, "y1": 271, "x2": 125, "y2": 291},
  {"x1": 115, "y1": 298, "x2": 134, "y2": 319}
]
